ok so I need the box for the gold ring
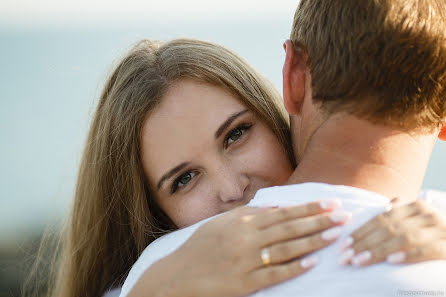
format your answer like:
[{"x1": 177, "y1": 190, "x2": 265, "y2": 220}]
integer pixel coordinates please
[{"x1": 260, "y1": 248, "x2": 271, "y2": 266}]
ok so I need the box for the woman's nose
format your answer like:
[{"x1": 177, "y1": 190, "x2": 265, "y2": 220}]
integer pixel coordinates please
[{"x1": 215, "y1": 165, "x2": 249, "y2": 203}]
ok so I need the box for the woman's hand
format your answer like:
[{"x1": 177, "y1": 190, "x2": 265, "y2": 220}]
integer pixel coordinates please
[
  {"x1": 130, "y1": 200, "x2": 351, "y2": 297},
  {"x1": 339, "y1": 200, "x2": 446, "y2": 266}
]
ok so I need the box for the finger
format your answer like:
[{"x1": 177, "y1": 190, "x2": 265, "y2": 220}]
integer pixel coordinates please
[
  {"x1": 347, "y1": 236, "x2": 407, "y2": 266},
  {"x1": 261, "y1": 211, "x2": 351, "y2": 246},
  {"x1": 391, "y1": 200, "x2": 430, "y2": 219},
  {"x1": 346, "y1": 227, "x2": 444, "y2": 266},
  {"x1": 344, "y1": 202, "x2": 422, "y2": 250},
  {"x1": 413, "y1": 210, "x2": 446, "y2": 228},
  {"x1": 387, "y1": 241, "x2": 446, "y2": 264},
  {"x1": 248, "y1": 255, "x2": 318, "y2": 290},
  {"x1": 343, "y1": 215, "x2": 388, "y2": 249},
  {"x1": 390, "y1": 197, "x2": 400, "y2": 204},
  {"x1": 350, "y1": 227, "x2": 390, "y2": 255},
  {"x1": 254, "y1": 199, "x2": 342, "y2": 229},
  {"x1": 265, "y1": 227, "x2": 342, "y2": 265},
  {"x1": 390, "y1": 197, "x2": 407, "y2": 207},
  {"x1": 346, "y1": 214, "x2": 438, "y2": 257},
  {"x1": 339, "y1": 227, "x2": 393, "y2": 265}
]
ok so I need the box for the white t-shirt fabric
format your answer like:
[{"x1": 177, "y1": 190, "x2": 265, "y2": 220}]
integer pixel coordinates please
[{"x1": 119, "y1": 183, "x2": 446, "y2": 297}]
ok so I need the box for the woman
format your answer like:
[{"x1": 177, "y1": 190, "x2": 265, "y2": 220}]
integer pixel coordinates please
[{"x1": 35, "y1": 38, "x2": 446, "y2": 297}]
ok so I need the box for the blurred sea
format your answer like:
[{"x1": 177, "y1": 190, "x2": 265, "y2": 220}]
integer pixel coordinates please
[{"x1": 1, "y1": 23, "x2": 445, "y2": 244}]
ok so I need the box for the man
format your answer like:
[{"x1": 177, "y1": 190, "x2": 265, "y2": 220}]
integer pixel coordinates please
[
  {"x1": 122, "y1": 0, "x2": 446, "y2": 296},
  {"x1": 247, "y1": 0, "x2": 446, "y2": 294}
]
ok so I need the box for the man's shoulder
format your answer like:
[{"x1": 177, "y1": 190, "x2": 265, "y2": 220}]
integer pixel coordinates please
[{"x1": 248, "y1": 182, "x2": 390, "y2": 208}]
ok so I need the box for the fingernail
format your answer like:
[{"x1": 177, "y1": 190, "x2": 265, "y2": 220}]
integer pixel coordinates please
[
  {"x1": 301, "y1": 255, "x2": 318, "y2": 268},
  {"x1": 338, "y1": 248, "x2": 355, "y2": 265},
  {"x1": 321, "y1": 226, "x2": 343, "y2": 241},
  {"x1": 330, "y1": 211, "x2": 352, "y2": 223},
  {"x1": 339, "y1": 236, "x2": 354, "y2": 251},
  {"x1": 351, "y1": 251, "x2": 371, "y2": 266},
  {"x1": 320, "y1": 199, "x2": 342, "y2": 210},
  {"x1": 387, "y1": 251, "x2": 406, "y2": 264}
]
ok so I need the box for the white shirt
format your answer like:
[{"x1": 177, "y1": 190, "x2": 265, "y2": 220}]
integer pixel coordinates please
[{"x1": 119, "y1": 183, "x2": 446, "y2": 297}]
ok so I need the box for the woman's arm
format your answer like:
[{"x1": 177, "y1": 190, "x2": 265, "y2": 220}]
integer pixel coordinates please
[{"x1": 126, "y1": 200, "x2": 350, "y2": 297}]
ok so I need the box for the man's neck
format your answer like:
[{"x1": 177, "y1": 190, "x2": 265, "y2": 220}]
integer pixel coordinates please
[{"x1": 288, "y1": 114, "x2": 437, "y2": 201}]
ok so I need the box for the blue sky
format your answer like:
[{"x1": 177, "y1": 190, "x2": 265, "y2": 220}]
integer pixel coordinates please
[{"x1": 1, "y1": 0, "x2": 298, "y2": 29}]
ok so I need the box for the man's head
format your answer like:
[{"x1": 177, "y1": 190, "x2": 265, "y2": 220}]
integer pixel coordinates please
[{"x1": 283, "y1": 0, "x2": 446, "y2": 161}]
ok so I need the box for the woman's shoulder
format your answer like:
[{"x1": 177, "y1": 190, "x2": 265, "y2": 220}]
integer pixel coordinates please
[{"x1": 120, "y1": 216, "x2": 215, "y2": 297}]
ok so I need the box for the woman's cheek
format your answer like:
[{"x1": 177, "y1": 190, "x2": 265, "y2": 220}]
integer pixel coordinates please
[
  {"x1": 173, "y1": 186, "x2": 218, "y2": 228},
  {"x1": 246, "y1": 127, "x2": 293, "y2": 184}
]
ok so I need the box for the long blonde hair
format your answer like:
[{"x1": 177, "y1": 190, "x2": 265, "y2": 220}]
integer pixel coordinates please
[{"x1": 28, "y1": 38, "x2": 294, "y2": 297}]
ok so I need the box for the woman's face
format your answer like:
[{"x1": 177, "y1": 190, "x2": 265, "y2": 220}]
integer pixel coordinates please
[{"x1": 141, "y1": 79, "x2": 293, "y2": 228}]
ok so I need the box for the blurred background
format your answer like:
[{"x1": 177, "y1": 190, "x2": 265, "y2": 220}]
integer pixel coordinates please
[{"x1": 1, "y1": 0, "x2": 445, "y2": 296}]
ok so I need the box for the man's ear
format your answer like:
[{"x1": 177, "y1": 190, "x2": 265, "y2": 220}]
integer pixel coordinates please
[
  {"x1": 438, "y1": 123, "x2": 446, "y2": 141},
  {"x1": 282, "y1": 40, "x2": 307, "y2": 116}
]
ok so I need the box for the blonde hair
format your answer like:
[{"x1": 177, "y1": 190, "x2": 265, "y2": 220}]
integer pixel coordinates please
[
  {"x1": 291, "y1": 0, "x2": 446, "y2": 131},
  {"x1": 26, "y1": 38, "x2": 294, "y2": 297}
]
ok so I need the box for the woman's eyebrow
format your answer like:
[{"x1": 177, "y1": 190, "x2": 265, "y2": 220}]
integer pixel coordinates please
[
  {"x1": 214, "y1": 109, "x2": 249, "y2": 139},
  {"x1": 157, "y1": 162, "x2": 189, "y2": 190}
]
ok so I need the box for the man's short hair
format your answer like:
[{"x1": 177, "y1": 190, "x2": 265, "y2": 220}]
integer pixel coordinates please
[{"x1": 291, "y1": 0, "x2": 446, "y2": 131}]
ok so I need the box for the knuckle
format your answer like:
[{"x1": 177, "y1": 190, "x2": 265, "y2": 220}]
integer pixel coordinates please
[
  {"x1": 388, "y1": 222, "x2": 402, "y2": 234},
  {"x1": 281, "y1": 222, "x2": 296, "y2": 234},
  {"x1": 376, "y1": 213, "x2": 388, "y2": 225},
  {"x1": 423, "y1": 212, "x2": 437, "y2": 224},
  {"x1": 425, "y1": 212, "x2": 443, "y2": 226},
  {"x1": 279, "y1": 207, "x2": 291, "y2": 218},
  {"x1": 398, "y1": 233, "x2": 414, "y2": 247},
  {"x1": 352, "y1": 241, "x2": 365, "y2": 253},
  {"x1": 306, "y1": 202, "x2": 319, "y2": 213},
  {"x1": 381, "y1": 209, "x2": 393, "y2": 219},
  {"x1": 414, "y1": 200, "x2": 428, "y2": 212}
]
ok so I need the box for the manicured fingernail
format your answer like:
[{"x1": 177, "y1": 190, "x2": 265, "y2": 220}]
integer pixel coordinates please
[
  {"x1": 320, "y1": 199, "x2": 342, "y2": 210},
  {"x1": 330, "y1": 211, "x2": 352, "y2": 223},
  {"x1": 339, "y1": 236, "x2": 354, "y2": 251},
  {"x1": 338, "y1": 248, "x2": 355, "y2": 265},
  {"x1": 351, "y1": 251, "x2": 371, "y2": 266},
  {"x1": 301, "y1": 256, "x2": 318, "y2": 268},
  {"x1": 387, "y1": 251, "x2": 406, "y2": 264},
  {"x1": 321, "y1": 226, "x2": 343, "y2": 240}
]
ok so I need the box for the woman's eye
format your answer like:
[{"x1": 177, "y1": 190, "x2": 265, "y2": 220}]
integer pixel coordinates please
[
  {"x1": 224, "y1": 124, "x2": 252, "y2": 147},
  {"x1": 228, "y1": 128, "x2": 242, "y2": 142},
  {"x1": 171, "y1": 171, "x2": 197, "y2": 194}
]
